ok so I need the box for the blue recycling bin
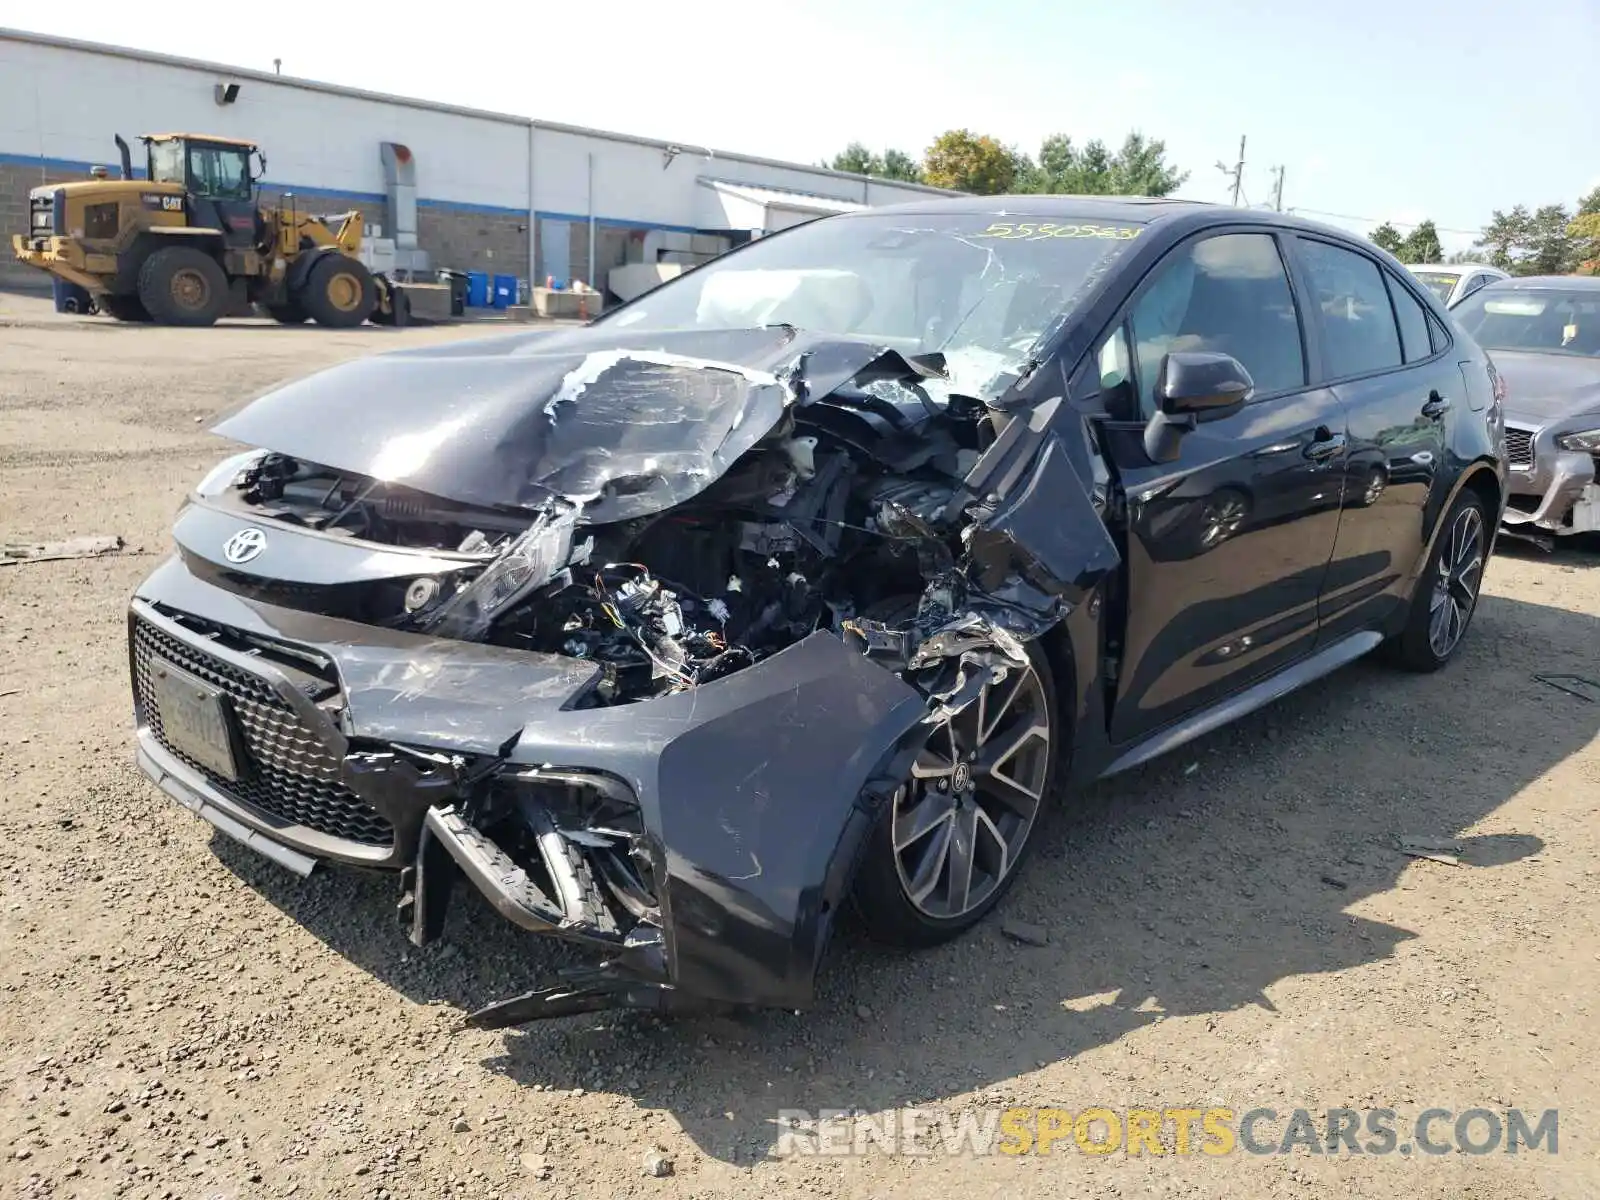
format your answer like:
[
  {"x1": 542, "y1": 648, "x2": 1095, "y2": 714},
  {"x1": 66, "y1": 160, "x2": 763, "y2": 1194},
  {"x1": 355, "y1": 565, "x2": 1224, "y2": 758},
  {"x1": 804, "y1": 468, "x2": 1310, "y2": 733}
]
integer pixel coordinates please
[
  {"x1": 52, "y1": 277, "x2": 92, "y2": 314},
  {"x1": 465, "y1": 271, "x2": 490, "y2": 308},
  {"x1": 492, "y1": 275, "x2": 516, "y2": 309}
]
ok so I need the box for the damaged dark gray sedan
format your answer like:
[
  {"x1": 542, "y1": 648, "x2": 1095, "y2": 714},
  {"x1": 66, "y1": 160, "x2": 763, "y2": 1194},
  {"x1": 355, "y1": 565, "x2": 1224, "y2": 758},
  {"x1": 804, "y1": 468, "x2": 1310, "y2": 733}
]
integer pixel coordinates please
[{"x1": 129, "y1": 197, "x2": 1507, "y2": 1026}]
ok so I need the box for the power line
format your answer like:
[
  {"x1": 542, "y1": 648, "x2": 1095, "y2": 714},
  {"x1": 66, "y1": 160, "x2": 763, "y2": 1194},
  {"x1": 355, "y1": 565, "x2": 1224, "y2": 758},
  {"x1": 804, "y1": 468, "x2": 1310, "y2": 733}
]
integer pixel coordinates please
[{"x1": 1286, "y1": 205, "x2": 1480, "y2": 236}]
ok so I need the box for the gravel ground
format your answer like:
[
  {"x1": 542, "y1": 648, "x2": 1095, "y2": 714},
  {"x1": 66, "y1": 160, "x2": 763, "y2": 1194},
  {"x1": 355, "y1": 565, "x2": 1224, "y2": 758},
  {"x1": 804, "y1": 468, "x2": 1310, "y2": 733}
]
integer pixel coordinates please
[{"x1": 2, "y1": 290, "x2": 1597, "y2": 1200}]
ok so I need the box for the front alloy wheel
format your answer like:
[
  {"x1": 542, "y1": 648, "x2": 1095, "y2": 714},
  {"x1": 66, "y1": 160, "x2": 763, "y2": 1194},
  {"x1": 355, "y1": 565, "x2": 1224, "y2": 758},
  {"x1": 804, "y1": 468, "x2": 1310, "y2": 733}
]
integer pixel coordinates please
[{"x1": 854, "y1": 644, "x2": 1060, "y2": 947}]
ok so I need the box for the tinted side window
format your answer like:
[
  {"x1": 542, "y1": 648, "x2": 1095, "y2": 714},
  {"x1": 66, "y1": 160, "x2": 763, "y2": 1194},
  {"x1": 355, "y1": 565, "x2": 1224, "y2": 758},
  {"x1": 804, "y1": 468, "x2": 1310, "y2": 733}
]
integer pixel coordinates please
[
  {"x1": 1427, "y1": 311, "x2": 1451, "y2": 355},
  {"x1": 1298, "y1": 239, "x2": 1402, "y2": 379},
  {"x1": 1128, "y1": 232, "x2": 1305, "y2": 415},
  {"x1": 1386, "y1": 270, "x2": 1433, "y2": 363}
]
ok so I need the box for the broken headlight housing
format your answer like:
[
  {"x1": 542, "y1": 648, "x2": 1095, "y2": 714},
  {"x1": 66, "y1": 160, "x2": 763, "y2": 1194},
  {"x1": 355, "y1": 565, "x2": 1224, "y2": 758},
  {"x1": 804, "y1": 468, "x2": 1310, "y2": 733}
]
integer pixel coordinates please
[
  {"x1": 416, "y1": 506, "x2": 585, "y2": 638},
  {"x1": 1554, "y1": 428, "x2": 1600, "y2": 453},
  {"x1": 192, "y1": 450, "x2": 268, "y2": 500}
]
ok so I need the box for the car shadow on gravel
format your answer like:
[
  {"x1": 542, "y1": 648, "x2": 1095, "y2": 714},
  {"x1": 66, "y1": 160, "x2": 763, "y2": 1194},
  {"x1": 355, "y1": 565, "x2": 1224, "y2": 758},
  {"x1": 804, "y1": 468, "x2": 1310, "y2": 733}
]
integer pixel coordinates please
[{"x1": 210, "y1": 589, "x2": 1597, "y2": 1166}]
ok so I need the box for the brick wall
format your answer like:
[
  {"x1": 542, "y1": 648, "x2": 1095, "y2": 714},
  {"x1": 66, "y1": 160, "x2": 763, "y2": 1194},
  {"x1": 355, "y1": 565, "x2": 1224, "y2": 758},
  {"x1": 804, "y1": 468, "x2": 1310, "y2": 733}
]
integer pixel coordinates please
[
  {"x1": 1, "y1": 160, "x2": 95, "y2": 287},
  {"x1": 418, "y1": 207, "x2": 529, "y2": 277}
]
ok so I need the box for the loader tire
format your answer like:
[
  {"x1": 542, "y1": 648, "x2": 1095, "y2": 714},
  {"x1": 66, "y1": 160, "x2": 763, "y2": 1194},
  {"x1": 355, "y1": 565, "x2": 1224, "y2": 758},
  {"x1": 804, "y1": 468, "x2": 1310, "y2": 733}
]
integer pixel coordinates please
[
  {"x1": 137, "y1": 247, "x2": 228, "y2": 327},
  {"x1": 301, "y1": 255, "x2": 376, "y2": 328},
  {"x1": 100, "y1": 295, "x2": 151, "y2": 322},
  {"x1": 263, "y1": 302, "x2": 308, "y2": 324}
]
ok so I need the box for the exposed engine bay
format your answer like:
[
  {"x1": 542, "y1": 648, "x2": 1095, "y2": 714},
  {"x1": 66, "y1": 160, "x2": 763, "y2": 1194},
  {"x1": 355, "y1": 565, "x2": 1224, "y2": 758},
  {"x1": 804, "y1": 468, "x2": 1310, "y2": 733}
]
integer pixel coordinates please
[{"x1": 205, "y1": 360, "x2": 1017, "y2": 707}]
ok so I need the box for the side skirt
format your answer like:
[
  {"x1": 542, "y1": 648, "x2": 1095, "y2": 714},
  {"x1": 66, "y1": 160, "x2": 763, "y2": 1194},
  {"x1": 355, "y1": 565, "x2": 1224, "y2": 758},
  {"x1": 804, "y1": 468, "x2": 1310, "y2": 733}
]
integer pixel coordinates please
[{"x1": 1096, "y1": 631, "x2": 1384, "y2": 779}]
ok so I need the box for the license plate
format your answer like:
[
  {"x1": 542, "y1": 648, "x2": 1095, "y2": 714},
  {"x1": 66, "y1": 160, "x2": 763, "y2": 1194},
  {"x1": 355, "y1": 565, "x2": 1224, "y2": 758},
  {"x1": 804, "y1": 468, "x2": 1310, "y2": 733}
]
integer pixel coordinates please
[{"x1": 150, "y1": 658, "x2": 241, "y2": 781}]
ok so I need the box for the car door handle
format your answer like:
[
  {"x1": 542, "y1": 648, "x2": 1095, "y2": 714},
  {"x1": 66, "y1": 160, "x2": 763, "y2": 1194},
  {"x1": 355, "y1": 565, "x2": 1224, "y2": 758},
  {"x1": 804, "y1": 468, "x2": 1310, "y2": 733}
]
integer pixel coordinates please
[
  {"x1": 1421, "y1": 390, "x2": 1451, "y2": 418},
  {"x1": 1303, "y1": 431, "x2": 1347, "y2": 461}
]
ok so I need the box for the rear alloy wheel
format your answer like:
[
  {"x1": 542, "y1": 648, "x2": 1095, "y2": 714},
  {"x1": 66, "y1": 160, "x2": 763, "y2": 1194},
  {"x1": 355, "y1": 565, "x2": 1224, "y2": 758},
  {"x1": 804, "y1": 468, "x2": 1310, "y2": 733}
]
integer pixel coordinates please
[
  {"x1": 299, "y1": 254, "x2": 376, "y2": 328},
  {"x1": 137, "y1": 247, "x2": 228, "y2": 327},
  {"x1": 1388, "y1": 490, "x2": 1488, "y2": 672},
  {"x1": 854, "y1": 644, "x2": 1059, "y2": 947}
]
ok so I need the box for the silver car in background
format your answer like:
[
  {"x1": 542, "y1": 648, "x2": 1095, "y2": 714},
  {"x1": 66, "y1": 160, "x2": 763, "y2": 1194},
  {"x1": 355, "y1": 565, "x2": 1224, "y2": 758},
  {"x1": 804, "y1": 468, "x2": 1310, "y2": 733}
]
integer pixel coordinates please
[
  {"x1": 1450, "y1": 276, "x2": 1600, "y2": 545},
  {"x1": 1409, "y1": 263, "x2": 1509, "y2": 308}
]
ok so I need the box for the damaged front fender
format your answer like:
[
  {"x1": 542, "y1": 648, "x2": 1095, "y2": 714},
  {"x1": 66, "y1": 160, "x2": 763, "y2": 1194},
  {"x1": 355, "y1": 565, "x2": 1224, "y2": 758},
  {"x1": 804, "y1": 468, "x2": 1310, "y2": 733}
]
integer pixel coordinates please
[{"x1": 503, "y1": 631, "x2": 928, "y2": 1010}]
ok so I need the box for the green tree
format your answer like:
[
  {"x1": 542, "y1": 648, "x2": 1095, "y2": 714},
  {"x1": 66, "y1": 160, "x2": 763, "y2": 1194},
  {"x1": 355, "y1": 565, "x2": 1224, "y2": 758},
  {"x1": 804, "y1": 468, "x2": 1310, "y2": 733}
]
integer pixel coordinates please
[
  {"x1": 879, "y1": 149, "x2": 923, "y2": 184},
  {"x1": 826, "y1": 143, "x2": 926, "y2": 184},
  {"x1": 1108, "y1": 132, "x2": 1188, "y2": 197},
  {"x1": 827, "y1": 142, "x2": 881, "y2": 176},
  {"x1": 1577, "y1": 186, "x2": 1600, "y2": 216},
  {"x1": 1474, "y1": 206, "x2": 1535, "y2": 271},
  {"x1": 1568, "y1": 211, "x2": 1600, "y2": 274},
  {"x1": 922, "y1": 129, "x2": 1021, "y2": 194},
  {"x1": 1399, "y1": 220, "x2": 1444, "y2": 264},
  {"x1": 1527, "y1": 204, "x2": 1575, "y2": 274},
  {"x1": 1369, "y1": 222, "x2": 1405, "y2": 256},
  {"x1": 1028, "y1": 131, "x2": 1187, "y2": 197}
]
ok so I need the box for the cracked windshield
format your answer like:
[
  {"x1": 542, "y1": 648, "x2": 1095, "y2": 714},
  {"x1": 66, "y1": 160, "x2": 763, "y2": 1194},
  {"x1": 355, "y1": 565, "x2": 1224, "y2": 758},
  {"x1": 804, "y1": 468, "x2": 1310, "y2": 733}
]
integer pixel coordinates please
[{"x1": 605, "y1": 213, "x2": 1143, "y2": 394}]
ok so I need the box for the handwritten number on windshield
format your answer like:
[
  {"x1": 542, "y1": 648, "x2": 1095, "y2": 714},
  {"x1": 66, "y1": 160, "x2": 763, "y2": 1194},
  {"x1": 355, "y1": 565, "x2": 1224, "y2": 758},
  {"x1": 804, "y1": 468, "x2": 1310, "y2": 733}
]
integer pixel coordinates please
[{"x1": 974, "y1": 222, "x2": 1142, "y2": 241}]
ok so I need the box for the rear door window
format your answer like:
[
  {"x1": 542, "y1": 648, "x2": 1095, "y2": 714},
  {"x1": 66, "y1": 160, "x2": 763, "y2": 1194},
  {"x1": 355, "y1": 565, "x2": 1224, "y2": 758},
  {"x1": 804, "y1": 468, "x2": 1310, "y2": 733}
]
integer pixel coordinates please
[
  {"x1": 1298, "y1": 239, "x2": 1403, "y2": 380},
  {"x1": 1385, "y1": 270, "x2": 1434, "y2": 363}
]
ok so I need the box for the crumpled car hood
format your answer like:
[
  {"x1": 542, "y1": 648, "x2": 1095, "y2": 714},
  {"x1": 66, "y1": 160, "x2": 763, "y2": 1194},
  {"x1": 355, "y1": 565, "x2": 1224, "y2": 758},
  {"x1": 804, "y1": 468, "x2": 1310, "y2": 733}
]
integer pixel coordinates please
[
  {"x1": 210, "y1": 325, "x2": 941, "y2": 524},
  {"x1": 1491, "y1": 350, "x2": 1600, "y2": 426}
]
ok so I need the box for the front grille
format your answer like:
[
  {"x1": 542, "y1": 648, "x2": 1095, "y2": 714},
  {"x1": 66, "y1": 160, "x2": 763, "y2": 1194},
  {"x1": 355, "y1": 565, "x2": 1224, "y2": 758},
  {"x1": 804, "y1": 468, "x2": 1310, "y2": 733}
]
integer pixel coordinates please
[
  {"x1": 28, "y1": 195, "x2": 53, "y2": 234},
  {"x1": 132, "y1": 616, "x2": 394, "y2": 848},
  {"x1": 1504, "y1": 426, "x2": 1534, "y2": 468}
]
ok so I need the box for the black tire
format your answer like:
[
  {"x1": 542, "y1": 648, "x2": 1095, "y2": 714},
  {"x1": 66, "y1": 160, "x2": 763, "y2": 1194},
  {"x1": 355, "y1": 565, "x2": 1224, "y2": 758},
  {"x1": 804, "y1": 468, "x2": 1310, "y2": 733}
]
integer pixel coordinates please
[
  {"x1": 137, "y1": 247, "x2": 228, "y2": 327},
  {"x1": 263, "y1": 302, "x2": 308, "y2": 324},
  {"x1": 100, "y1": 294, "x2": 151, "y2": 322},
  {"x1": 298, "y1": 254, "x2": 376, "y2": 328},
  {"x1": 1387, "y1": 489, "x2": 1489, "y2": 672},
  {"x1": 852, "y1": 636, "x2": 1061, "y2": 949}
]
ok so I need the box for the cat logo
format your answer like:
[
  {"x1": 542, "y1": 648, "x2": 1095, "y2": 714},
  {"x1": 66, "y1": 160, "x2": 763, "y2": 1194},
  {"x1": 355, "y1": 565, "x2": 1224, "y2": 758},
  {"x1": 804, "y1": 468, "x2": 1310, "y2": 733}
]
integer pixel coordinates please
[{"x1": 141, "y1": 194, "x2": 186, "y2": 213}]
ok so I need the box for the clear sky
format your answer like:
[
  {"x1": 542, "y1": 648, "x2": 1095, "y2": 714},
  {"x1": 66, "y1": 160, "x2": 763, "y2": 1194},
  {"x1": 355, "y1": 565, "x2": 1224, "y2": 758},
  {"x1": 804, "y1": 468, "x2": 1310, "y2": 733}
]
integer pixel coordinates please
[{"x1": 15, "y1": 0, "x2": 1597, "y2": 253}]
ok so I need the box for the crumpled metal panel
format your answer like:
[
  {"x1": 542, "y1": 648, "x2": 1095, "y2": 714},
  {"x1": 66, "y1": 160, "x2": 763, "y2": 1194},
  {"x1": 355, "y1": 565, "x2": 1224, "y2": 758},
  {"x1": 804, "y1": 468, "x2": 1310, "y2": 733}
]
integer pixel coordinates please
[
  {"x1": 503, "y1": 631, "x2": 927, "y2": 1008},
  {"x1": 209, "y1": 326, "x2": 920, "y2": 525}
]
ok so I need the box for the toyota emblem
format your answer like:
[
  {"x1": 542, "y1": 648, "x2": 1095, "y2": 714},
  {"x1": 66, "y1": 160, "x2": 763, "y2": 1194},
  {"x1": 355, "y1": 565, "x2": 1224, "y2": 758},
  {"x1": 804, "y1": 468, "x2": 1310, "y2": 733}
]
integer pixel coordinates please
[{"x1": 223, "y1": 527, "x2": 267, "y2": 565}]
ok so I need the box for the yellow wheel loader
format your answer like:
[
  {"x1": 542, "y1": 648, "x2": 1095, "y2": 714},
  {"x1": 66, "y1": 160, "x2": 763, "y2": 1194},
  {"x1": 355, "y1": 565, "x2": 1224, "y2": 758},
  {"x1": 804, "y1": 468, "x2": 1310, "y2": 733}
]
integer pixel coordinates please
[{"x1": 11, "y1": 133, "x2": 408, "y2": 328}]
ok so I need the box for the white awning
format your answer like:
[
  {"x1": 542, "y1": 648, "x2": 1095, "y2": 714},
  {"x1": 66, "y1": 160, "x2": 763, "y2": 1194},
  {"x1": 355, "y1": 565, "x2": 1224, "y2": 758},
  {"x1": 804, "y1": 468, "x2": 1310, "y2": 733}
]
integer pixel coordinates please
[{"x1": 697, "y1": 177, "x2": 866, "y2": 234}]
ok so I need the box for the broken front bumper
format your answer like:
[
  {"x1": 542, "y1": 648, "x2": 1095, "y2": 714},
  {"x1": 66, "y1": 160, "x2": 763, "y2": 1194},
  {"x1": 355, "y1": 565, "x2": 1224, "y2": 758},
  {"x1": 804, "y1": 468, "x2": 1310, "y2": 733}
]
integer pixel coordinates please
[
  {"x1": 129, "y1": 557, "x2": 930, "y2": 1021},
  {"x1": 1502, "y1": 424, "x2": 1600, "y2": 535}
]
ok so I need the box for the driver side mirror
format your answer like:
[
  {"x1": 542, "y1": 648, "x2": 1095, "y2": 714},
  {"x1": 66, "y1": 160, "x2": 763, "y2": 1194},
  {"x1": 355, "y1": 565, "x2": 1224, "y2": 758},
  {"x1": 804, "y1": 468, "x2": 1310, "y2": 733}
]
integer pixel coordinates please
[{"x1": 1143, "y1": 350, "x2": 1254, "y2": 463}]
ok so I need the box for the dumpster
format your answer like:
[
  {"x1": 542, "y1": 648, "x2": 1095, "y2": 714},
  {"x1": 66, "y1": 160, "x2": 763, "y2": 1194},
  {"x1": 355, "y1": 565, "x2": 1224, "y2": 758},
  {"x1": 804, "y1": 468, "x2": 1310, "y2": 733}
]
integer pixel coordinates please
[
  {"x1": 492, "y1": 275, "x2": 516, "y2": 309},
  {"x1": 465, "y1": 271, "x2": 490, "y2": 308}
]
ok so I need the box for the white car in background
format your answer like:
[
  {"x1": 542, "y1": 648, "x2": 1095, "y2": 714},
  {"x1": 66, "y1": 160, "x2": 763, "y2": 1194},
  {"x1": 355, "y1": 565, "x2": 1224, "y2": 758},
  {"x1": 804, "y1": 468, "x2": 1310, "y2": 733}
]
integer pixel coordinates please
[{"x1": 1408, "y1": 263, "x2": 1510, "y2": 308}]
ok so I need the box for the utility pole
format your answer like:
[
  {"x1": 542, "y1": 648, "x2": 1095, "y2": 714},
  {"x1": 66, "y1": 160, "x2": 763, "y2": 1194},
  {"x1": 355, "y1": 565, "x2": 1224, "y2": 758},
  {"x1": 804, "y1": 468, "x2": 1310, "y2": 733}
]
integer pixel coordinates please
[
  {"x1": 1215, "y1": 136, "x2": 1246, "y2": 207},
  {"x1": 1271, "y1": 165, "x2": 1286, "y2": 212}
]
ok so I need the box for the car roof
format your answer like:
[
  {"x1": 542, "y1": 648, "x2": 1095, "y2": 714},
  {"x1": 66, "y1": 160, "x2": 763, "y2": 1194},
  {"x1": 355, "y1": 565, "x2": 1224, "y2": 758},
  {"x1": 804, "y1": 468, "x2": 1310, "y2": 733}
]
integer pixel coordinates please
[
  {"x1": 1409, "y1": 262, "x2": 1503, "y2": 274},
  {"x1": 1483, "y1": 274, "x2": 1600, "y2": 291}
]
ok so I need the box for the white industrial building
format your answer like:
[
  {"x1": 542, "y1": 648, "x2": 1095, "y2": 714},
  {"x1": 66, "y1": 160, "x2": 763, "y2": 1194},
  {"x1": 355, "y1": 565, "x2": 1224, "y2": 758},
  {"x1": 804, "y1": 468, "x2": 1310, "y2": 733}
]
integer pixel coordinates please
[{"x1": 0, "y1": 27, "x2": 953, "y2": 302}]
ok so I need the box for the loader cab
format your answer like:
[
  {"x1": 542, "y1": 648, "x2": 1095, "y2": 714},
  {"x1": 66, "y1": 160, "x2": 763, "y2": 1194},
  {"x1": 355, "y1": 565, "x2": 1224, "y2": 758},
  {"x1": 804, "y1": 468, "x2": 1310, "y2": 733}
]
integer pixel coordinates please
[{"x1": 143, "y1": 134, "x2": 262, "y2": 247}]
